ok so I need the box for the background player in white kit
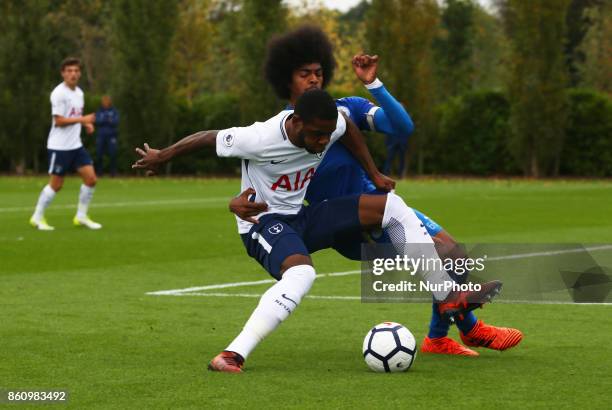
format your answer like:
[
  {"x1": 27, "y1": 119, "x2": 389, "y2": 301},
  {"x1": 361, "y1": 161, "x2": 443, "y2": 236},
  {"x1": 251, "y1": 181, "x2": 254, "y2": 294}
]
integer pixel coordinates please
[{"x1": 30, "y1": 57, "x2": 102, "y2": 231}]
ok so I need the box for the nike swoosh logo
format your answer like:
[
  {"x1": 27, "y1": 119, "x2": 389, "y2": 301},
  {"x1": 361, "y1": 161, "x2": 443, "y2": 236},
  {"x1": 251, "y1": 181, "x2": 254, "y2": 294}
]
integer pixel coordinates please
[
  {"x1": 271, "y1": 159, "x2": 288, "y2": 164},
  {"x1": 281, "y1": 294, "x2": 297, "y2": 306}
]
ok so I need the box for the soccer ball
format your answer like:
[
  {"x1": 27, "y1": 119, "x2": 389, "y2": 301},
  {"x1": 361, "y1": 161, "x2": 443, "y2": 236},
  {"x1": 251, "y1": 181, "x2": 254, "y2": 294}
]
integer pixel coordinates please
[{"x1": 362, "y1": 322, "x2": 417, "y2": 372}]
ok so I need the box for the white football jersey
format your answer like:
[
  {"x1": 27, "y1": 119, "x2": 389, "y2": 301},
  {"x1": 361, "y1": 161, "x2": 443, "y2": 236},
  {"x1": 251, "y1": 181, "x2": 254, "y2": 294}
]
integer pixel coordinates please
[
  {"x1": 47, "y1": 82, "x2": 84, "y2": 150},
  {"x1": 216, "y1": 110, "x2": 347, "y2": 233}
]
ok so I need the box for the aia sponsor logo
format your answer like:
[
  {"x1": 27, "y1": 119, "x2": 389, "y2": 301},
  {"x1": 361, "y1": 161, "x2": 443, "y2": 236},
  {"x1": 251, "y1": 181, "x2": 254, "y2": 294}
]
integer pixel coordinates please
[
  {"x1": 68, "y1": 107, "x2": 83, "y2": 117},
  {"x1": 271, "y1": 168, "x2": 315, "y2": 191}
]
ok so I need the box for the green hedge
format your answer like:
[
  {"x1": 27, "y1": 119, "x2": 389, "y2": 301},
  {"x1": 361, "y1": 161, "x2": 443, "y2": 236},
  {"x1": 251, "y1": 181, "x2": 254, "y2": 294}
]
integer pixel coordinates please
[
  {"x1": 431, "y1": 90, "x2": 519, "y2": 175},
  {"x1": 167, "y1": 93, "x2": 242, "y2": 175},
  {"x1": 429, "y1": 88, "x2": 611, "y2": 176},
  {"x1": 149, "y1": 90, "x2": 612, "y2": 177},
  {"x1": 560, "y1": 89, "x2": 612, "y2": 177},
  {"x1": 4, "y1": 89, "x2": 611, "y2": 176}
]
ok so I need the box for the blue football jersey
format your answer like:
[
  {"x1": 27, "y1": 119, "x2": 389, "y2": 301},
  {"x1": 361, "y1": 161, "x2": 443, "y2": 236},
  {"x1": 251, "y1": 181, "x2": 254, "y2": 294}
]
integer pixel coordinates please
[{"x1": 305, "y1": 97, "x2": 378, "y2": 204}]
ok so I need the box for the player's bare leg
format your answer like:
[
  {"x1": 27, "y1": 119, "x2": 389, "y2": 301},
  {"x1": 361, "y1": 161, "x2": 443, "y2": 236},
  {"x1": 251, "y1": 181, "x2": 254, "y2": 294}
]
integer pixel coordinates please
[
  {"x1": 358, "y1": 193, "x2": 502, "y2": 320},
  {"x1": 209, "y1": 254, "x2": 316, "y2": 373},
  {"x1": 73, "y1": 165, "x2": 102, "y2": 229},
  {"x1": 30, "y1": 175, "x2": 64, "y2": 231}
]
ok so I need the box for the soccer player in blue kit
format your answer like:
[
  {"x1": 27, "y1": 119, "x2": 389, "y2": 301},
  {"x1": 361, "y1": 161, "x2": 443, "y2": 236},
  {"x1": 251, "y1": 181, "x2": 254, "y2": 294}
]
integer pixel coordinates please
[{"x1": 229, "y1": 26, "x2": 522, "y2": 357}]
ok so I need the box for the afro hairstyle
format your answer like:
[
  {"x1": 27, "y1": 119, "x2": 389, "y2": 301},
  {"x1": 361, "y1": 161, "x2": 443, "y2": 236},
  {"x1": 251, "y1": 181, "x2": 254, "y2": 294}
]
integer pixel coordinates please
[{"x1": 264, "y1": 25, "x2": 336, "y2": 100}]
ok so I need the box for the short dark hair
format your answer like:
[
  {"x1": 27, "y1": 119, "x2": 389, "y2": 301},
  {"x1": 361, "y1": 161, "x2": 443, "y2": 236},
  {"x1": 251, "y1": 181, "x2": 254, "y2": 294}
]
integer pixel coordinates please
[
  {"x1": 61, "y1": 57, "x2": 81, "y2": 71},
  {"x1": 264, "y1": 25, "x2": 336, "y2": 100},
  {"x1": 294, "y1": 89, "x2": 338, "y2": 124}
]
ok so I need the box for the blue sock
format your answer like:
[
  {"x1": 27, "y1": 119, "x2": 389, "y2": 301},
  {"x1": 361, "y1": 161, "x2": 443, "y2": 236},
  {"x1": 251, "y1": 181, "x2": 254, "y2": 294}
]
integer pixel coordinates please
[
  {"x1": 427, "y1": 302, "x2": 451, "y2": 338},
  {"x1": 455, "y1": 311, "x2": 478, "y2": 334}
]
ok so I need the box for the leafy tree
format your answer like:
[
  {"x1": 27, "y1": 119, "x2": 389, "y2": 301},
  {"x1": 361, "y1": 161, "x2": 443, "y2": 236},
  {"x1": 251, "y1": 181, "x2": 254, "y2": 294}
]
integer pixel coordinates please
[
  {"x1": 434, "y1": 0, "x2": 476, "y2": 99},
  {"x1": 46, "y1": 0, "x2": 113, "y2": 94},
  {"x1": 287, "y1": 5, "x2": 366, "y2": 97},
  {"x1": 235, "y1": 0, "x2": 286, "y2": 123},
  {"x1": 169, "y1": 0, "x2": 214, "y2": 104},
  {"x1": 578, "y1": 1, "x2": 612, "y2": 94},
  {"x1": 506, "y1": 0, "x2": 570, "y2": 176},
  {"x1": 565, "y1": 0, "x2": 600, "y2": 87},
  {"x1": 112, "y1": 0, "x2": 179, "y2": 169},
  {"x1": 0, "y1": 0, "x2": 53, "y2": 173},
  {"x1": 470, "y1": 4, "x2": 508, "y2": 91},
  {"x1": 367, "y1": 0, "x2": 440, "y2": 174}
]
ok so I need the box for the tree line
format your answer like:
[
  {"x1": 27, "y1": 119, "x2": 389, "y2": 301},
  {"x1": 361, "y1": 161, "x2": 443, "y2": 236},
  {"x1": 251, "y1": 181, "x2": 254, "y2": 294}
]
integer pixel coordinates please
[{"x1": 0, "y1": 0, "x2": 610, "y2": 177}]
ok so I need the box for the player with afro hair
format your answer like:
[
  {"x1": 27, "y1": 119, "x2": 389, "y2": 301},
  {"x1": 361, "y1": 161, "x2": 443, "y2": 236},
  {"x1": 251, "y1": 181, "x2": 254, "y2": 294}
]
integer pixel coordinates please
[{"x1": 264, "y1": 25, "x2": 336, "y2": 101}]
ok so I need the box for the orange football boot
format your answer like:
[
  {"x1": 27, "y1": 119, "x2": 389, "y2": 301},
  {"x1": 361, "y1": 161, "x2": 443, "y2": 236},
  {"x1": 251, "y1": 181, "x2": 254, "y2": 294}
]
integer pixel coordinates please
[
  {"x1": 460, "y1": 320, "x2": 523, "y2": 351},
  {"x1": 421, "y1": 336, "x2": 479, "y2": 356},
  {"x1": 208, "y1": 351, "x2": 245, "y2": 373}
]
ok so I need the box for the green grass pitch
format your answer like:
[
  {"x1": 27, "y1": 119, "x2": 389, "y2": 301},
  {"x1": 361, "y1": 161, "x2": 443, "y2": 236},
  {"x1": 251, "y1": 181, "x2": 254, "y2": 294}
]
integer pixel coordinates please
[{"x1": 1, "y1": 177, "x2": 611, "y2": 408}]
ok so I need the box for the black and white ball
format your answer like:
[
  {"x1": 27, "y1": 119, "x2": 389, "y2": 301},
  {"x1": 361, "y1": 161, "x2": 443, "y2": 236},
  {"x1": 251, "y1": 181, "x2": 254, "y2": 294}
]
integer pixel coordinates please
[{"x1": 362, "y1": 322, "x2": 417, "y2": 372}]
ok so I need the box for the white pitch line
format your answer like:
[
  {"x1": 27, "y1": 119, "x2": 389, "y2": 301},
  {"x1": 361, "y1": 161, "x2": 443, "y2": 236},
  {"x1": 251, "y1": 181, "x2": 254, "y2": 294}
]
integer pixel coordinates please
[
  {"x1": 485, "y1": 244, "x2": 612, "y2": 261},
  {"x1": 146, "y1": 269, "x2": 362, "y2": 295},
  {"x1": 162, "y1": 292, "x2": 365, "y2": 300},
  {"x1": 0, "y1": 197, "x2": 229, "y2": 213},
  {"x1": 147, "y1": 245, "x2": 612, "y2": 296},
  {"x1": 147, "y1": 278, "x2": 278, "y2": 295},
  {"x1": 157, "y1": 291, "x2": 612, "y2": 305}
]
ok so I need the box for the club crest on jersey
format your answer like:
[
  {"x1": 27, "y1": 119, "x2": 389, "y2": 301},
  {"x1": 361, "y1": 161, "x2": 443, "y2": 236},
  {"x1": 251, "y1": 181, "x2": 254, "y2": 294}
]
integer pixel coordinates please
[
  {"x1": 224, "y1": 134, "x2": 234, "y2": 147},
  {"x1": 268, "y1": 223, "x2": 284, "y2": 235}
]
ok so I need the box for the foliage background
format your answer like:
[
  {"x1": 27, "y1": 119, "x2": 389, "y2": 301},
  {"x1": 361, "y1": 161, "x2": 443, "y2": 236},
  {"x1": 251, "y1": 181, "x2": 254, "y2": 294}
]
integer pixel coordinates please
[{"x1": 0, "y1": 0, "x2": 610, "y2": 176}]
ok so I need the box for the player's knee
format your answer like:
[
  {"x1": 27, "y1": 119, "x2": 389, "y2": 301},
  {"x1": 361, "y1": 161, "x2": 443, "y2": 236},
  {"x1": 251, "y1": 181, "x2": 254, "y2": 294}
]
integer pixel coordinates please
[
  {"x1": 386, "y1": 193, "x2": 418, "y2": 223},
  {"x1": 49, "y1": 179, "x2": 63, "y2": 192},
  {"x1": 85, "y1": 175, "x2": 97, "y2": 187},
  {"x1": 280, "y1": 254, "x2": 312, "y2": 275},
  {"x1": 358, "y1": 194, "x2": 388, "y2": 227},
  {"x1": 433, "y1": 231, "x2": 466, "y2": 260}
]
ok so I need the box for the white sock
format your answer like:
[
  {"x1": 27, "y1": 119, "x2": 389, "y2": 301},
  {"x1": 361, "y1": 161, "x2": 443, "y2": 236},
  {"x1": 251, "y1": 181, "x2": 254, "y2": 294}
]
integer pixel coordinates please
[
  {"x1": 382, "y1": 192, "x2": 453, "y2": 301},
  {"x1": 225, "y1": 265, "x2": 316, "y2": 359},
  {"x1": 33, "y1": 185, "x2": 56, "y2": 220},
  {"x1": 76, "y1": 184, "x2": 95, "y2": 219}
]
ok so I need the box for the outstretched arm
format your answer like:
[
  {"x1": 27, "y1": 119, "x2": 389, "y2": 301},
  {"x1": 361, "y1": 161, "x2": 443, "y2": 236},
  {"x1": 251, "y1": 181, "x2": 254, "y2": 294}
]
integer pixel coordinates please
[
  {"x1": 339, "y1": 114, "x2": 395, "y2": 192},
  {"x1": 352, "y1": 54, "x2": 414, "y2": 138},
  {"x1": 132, "y1": 130, "x2": 218, "y2": 174},
  {"x1": 54, "y1": 113, "x2": 96, "y2": 127}
]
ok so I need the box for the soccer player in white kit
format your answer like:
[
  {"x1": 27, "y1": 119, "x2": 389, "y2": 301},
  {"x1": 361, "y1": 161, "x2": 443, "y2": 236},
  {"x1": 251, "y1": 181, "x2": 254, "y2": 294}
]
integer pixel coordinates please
[
  {"x1": 30, "y1": 57, "x2": 102, "y2": 230},
  {"x1": 133, "y1": 90, "x2": 502, "y2": 373}
]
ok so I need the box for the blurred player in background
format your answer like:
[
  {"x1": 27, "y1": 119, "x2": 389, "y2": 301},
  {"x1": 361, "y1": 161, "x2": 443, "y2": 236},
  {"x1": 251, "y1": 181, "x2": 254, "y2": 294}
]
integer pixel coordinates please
[
  {"x1": 383, "y1": 130, "x2": 408, "y2": 177},
  {"x1": 229, "y1": 25, "x2": 521, "y2": 356},
  {"x1": 29, "y1": 57, "x2": 102, "y2": 231},
  {"x1": 95, "y1": 95, "x2": 120, "y2": 177}
]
